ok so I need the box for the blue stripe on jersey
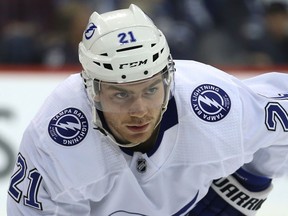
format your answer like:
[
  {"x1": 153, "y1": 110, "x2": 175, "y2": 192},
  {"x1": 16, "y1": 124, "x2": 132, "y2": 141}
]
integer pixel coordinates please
[{"x1": 172, "y1": 190, "x2": 199, "y2": 216}]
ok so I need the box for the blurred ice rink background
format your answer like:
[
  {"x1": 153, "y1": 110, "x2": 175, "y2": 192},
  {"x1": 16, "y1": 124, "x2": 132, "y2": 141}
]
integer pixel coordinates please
[{"x1": 1, "y1": 0, "x2": 288, "y2": 214}]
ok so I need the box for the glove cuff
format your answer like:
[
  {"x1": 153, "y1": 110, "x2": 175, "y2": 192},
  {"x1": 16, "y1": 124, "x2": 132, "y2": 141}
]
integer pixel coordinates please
[{"x1": 233, "y1": 168, "x2": 272, "y2": 192}]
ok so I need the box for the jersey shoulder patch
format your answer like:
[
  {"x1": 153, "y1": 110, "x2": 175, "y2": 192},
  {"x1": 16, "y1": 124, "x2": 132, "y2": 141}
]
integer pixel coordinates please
[
  {"x1": 48, "y1": 107, "x2": 89, "y2": 146},
  {"x1": 191, "y1": 84, "x2": 231, "y2": 122}
]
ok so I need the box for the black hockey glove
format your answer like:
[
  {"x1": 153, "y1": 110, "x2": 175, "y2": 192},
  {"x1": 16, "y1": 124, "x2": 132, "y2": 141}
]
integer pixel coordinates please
[{"x1": 188, "y1": 168, "x2": 273, "y2": 216}]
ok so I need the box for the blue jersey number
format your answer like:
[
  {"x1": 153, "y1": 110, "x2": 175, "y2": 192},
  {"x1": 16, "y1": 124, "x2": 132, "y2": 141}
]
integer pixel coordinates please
[
  {"x1": 8, "y1": 153, "x2": 43, "y2": 210},
  {"x1": 118, "y1": 31, "x2": 137, "y2": 44},
  {"x1": 265, "y1": 102, "x2": 288, "y2": 131}
]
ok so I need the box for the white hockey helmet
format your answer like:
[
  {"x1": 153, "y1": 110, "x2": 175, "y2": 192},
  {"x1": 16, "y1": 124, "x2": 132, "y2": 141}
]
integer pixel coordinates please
[
  {"x1": 79, "y1": 4, "x2": 174, "y2": 93},
  {"x1": 78, "y1": 4, "x2": 175, "y2": 147}
]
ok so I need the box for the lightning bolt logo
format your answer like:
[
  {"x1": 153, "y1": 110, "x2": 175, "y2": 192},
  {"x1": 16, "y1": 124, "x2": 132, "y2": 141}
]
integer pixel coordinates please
[
  {"x1": 48, "y1": 107, "x2": 89, "y2": 146},
  {"x1": 85, "y1": 23, "x2": 97, "y2": 40},
  {"x1": 199, "y1": 95, "x2": 226, "y2": 111},
  {"x1": 191, "y1": 84, "x2": 231, "y2": 122},
  {"x1": 53, "y1": 122, "x2": 81, "y2": 131}
]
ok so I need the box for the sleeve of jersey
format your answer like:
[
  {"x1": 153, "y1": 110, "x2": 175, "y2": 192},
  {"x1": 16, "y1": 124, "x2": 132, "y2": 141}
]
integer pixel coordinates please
[
  {"x1": 237, "y1": 72, "x2": 288, "y2": 177},
  {"x1": 188, "y1": 168, "x2": 273, "y2": 216},
  {"x1": 6, "y1": 124, "x2": 91, "y2": 215}
]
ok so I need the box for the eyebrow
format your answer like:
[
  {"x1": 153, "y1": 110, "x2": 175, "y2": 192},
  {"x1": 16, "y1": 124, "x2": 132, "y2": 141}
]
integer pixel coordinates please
[{"x1": 105, "y1": 78, "x2": 163, "y2": 92}]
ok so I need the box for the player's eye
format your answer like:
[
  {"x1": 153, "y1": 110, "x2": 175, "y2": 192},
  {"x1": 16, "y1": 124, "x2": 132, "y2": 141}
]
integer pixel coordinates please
[
  {"x1": 114, "y1": 91, "x2": 130, "y2": 99},
  {"x1": 145, "y1": 87, "x2": 158, "y2": 96}
]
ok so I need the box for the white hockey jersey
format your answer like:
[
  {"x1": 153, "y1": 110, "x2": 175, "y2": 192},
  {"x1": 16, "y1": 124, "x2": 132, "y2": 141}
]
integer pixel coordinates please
[{"x1": 7, "y1": 60, "x2": 288, "y2": 215}]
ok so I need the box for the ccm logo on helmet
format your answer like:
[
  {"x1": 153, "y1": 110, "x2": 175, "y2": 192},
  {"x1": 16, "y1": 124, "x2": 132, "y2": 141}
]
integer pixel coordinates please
[{"x1": 119, "y1": 59, "x2": 148, "y2": 69}]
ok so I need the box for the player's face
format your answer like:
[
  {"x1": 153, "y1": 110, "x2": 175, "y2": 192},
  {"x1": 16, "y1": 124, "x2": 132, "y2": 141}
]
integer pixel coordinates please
[{"x1": 97, "y1": 74, "x2": 165, "y2": 144}]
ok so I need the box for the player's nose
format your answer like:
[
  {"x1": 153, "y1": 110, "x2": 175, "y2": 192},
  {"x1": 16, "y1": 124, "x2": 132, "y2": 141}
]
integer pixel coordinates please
[{"x1": 128, "y1": 97, "x2": 148, "y2": 118}]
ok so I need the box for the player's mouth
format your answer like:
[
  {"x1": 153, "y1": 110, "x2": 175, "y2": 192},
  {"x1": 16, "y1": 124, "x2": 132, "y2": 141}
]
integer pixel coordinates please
[{"x1": 126, "y1": 123, "x2": 150, "y2": 133}]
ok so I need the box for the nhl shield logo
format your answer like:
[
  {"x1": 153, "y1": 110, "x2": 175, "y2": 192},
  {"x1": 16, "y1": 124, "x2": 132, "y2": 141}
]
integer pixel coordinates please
[
  {"x1": 136, "y1": 158, "x2": 147, "y2": 173},
  {"x1": 191, "y1": 84, "x2": 231, "y2": 122},
  {"x1": 48, "y1": 107, "x2": 88, "y2": 146}
]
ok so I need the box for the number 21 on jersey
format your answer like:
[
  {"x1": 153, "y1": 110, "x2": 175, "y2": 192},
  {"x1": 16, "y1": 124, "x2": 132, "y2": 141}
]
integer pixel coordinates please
[
  {"x1": 265, "y1": 102, "x2": 288, "y2": 131},
  {"x1": 8, "y1": 153, "x2": 43, "y2": 210}
]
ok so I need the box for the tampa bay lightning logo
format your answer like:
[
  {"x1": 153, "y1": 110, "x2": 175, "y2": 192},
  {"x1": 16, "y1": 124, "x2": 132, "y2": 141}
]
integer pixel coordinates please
[
  {"x1": 84, "y1": 22, "x2": 97, "y2": 40},
  {"x1": 48, "y1": 108, "x2": 88, "y2": 146},
  {"x1": 191, "y1": 84, "x2": 231, "y2": 122}
]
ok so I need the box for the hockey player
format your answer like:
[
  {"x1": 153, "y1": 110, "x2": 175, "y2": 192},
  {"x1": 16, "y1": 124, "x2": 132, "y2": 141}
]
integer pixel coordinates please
[{"x1": 7, "y1": 4, "x2": 288, "y2": 216}]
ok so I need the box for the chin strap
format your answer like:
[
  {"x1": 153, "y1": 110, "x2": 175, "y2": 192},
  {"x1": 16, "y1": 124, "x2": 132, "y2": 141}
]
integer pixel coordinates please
[{"x1": 92, "y1": 107, "x2": 142, "y2": 148}]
